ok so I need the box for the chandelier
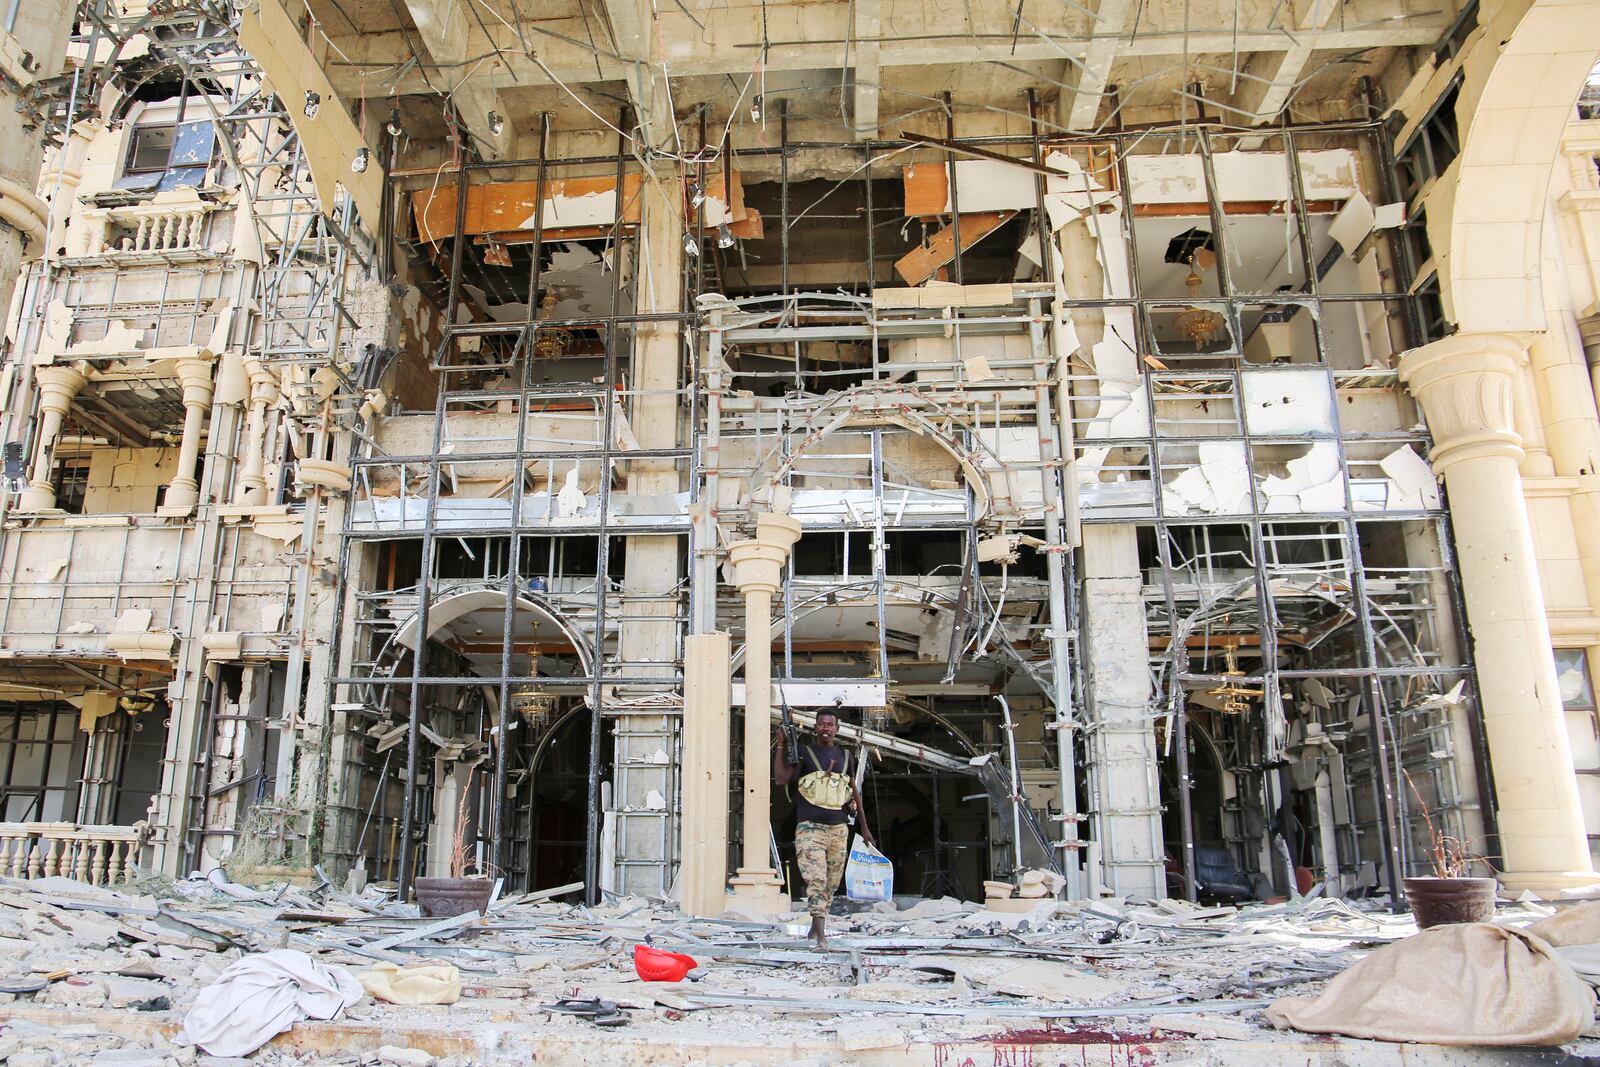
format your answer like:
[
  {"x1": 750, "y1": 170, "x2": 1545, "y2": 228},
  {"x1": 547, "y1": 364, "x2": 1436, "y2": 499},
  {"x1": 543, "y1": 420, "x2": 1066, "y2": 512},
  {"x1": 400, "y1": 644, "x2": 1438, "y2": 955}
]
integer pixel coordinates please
[
  {"x1": 532, "y1": 291, "x2": 573, "y2": 360},
  {"x1": 510, "y1": 687, "x2": 558, "y2": 729},
  {"x1": 1206, "y1": 642, "x2": 1263, "y2": 715},
  {"x1": 1174, "y1": 269, "x2": 1226, "y2": 347}
]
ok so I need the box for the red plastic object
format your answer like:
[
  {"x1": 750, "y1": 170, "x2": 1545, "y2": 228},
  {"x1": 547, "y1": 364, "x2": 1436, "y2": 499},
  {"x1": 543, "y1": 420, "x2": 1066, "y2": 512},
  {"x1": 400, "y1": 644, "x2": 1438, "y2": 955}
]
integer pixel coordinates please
[{"x1": 634, "y1": 943, "x2": 697, "y2": 982}]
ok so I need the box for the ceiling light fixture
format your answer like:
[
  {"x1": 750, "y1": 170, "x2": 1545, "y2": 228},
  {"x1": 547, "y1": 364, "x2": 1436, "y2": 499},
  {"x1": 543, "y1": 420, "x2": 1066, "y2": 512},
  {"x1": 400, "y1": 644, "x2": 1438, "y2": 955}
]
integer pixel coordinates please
[
  {"x1": 303, "y1": 90, "x2": 320, "y2": 118},
  {"x1": 1174, "y1": 268, "x2": 1225, "y2": 347},
  {"x1": 386, "y1": 108, "x2": 403, "y2": 137},
  {"x1": 532, "y1": 292, "x2": 572, "y2": 359},
  {"x1": 682, "y1": 230, "x2": 700, "y2": 256},
  {"x1": 351, "y1": 147, "x2": 370, "y2": 173},
  {"x1": 688, "y1": 181, "x2": 705, "y2": 208},
  {"x1": 482, "y1": 238, "x2": 511, "y2": 267},
  {"x1": 717, "y1": 223, "x2": 735, "y2": 249}
]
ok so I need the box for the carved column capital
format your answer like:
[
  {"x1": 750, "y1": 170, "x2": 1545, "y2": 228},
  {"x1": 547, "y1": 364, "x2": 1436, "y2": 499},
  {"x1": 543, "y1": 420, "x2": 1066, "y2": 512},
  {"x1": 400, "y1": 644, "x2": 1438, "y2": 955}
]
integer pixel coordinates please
[
  {"x1": 33, "y1": 365, "x2": 87, "y2": 414},
  {"x1": 174, "y1": 357, "x2": 216, "y2": 407},
  {"x1": 244, "y1": 358, "x2": 280, "y2": 405},
  {"x1": 726, "y1": 512, "x2": 803, "y2": 595},
  {"x1": 1399, "y1": 332, "x2": 1530, "y2": 474}
]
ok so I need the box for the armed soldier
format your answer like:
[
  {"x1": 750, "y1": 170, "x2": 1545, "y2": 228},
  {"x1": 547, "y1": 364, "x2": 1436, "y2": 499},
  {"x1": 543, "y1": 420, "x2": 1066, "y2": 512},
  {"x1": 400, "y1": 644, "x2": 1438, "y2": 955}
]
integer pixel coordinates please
[{"x1": 774, "y1": 710, "x2": 875, "y2": 949}]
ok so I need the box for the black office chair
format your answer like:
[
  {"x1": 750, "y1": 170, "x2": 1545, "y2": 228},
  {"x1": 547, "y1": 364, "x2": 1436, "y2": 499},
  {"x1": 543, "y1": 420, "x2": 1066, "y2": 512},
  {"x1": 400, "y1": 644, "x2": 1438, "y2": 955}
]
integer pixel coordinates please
[{"x1": 1193, "y1": 846, "x2": 1253, "y2": 903}]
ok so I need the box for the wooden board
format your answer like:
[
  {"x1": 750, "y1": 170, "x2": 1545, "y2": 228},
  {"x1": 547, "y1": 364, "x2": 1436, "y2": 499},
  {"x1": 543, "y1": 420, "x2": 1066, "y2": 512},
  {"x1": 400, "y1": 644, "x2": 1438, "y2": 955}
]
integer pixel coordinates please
[
  {"x1": 902, "y1": 163, "x2": 950, "y2": 217},
  {"x1": 413, "y1": 174, "x2": 646, "y2": 243},
  {"x1": 239, "y1": 0, "x2": 383, "y2": 229},
  {"x1": 413, "y1": 170, "x2": 752, "y2": 243},
  {"x1": 893, "y1": 211, "x2": 1016, "y2": 286}
]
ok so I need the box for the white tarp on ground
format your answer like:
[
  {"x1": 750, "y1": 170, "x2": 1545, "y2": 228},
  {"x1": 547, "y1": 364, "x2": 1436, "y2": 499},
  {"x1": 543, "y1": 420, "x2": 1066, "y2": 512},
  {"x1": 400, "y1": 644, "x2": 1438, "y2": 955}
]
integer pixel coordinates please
[
  {"x1": 179, "y1": 948, "x2": 364, "y2": 1056},
  {"x1": 1266, "y1": 923, "x2": 1596, "y2": 1047}
]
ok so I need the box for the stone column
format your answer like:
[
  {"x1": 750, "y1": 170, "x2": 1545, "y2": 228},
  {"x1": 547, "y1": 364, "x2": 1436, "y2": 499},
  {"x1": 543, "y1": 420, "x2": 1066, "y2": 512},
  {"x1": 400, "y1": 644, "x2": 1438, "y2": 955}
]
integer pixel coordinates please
[
  {"x1": 234, "y1": 359, "x2": 279, "y2": 505},
  {"x1": 726, "y1": 511, "x2": 802, "y2": 912},
  {"x1": 43, "y1": 122, "x2": 92, "y2": 255},
  {"x1": 1081, "y1": 524, "x2": 1164, "y2": 898},
  {"x1": 164, "y1": 358, "x2": 216, "y2": 513},
  {"x1": 609, "y1": 172, "x2": 685, "y2": 896},
  {"x1": 17, "y1": 365, "x2": 87, "y2": 512},
  {"x1": 680, "y1": 631, "x2": 732, "y2": 916},
  {"x1": 1400, "y1": 332, "x2": 1596, "y2": 891}
]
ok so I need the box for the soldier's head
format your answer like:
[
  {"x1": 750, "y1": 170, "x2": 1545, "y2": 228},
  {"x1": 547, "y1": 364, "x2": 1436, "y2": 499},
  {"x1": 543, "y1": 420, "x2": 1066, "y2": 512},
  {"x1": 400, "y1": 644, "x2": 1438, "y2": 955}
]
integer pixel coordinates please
[{"x1": 814, "y1": 710, "x2": 839, "y2": 744}]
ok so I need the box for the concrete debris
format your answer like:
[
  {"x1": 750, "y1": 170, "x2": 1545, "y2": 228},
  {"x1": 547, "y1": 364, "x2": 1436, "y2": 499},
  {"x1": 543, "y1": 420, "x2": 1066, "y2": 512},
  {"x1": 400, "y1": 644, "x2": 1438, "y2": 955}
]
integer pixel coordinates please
[{"x1": 0, "y1": 875, "x2": 1590, "y2": 1061}]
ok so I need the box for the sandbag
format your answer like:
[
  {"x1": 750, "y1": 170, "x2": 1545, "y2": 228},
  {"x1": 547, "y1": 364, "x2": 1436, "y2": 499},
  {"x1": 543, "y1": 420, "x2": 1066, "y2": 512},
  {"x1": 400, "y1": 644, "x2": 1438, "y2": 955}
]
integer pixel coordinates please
[
  {"x1": 1526, "y1": 899, "x2": 1600, "y2": 947},
  {"x1": 1524, "y1": 900, "x2": 1600, "y2": 989},
  {"x1": 1266, "y1": 923, "x2": 1595, "y2": 1047},
  {"x1": 845, "y1": 835, "x2": 893, "y2": 902},
  {"x1": 358, "y1": 961, "x2": 462, "y2": 1005}
]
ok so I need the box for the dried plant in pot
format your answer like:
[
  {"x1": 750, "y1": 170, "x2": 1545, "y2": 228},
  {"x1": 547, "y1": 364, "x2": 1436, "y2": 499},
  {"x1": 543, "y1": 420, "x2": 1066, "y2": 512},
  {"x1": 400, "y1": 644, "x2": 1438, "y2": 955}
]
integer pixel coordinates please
[
  {"x1": 1402, "y1": 771, "x2": 1496, "y2": 929},
  {"x1": 414, "y1": 768, "x2": 496, "y2": 918}
]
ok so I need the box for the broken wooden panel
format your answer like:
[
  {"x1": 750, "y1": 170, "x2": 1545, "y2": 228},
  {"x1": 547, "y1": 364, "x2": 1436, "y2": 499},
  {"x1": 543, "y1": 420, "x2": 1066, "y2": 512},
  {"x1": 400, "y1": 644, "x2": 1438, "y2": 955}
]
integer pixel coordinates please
[
  {"x1": 412, "y1": 174, "x2": 647, "y2": 243},
  {"x1": 893, "y1": 211, "x2": 1016, "y2": 286},
  {"x1": 412, "y1": 171, "x2": 752, "y2": 243}
]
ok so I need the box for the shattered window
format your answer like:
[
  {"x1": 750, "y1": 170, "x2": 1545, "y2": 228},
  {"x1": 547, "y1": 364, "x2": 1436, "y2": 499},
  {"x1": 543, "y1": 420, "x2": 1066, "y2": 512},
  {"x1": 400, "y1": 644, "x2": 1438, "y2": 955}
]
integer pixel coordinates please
[
  {"x1": 1556, "y1": 649, "x2": 1596, "y2": 712},
  {"x1": 117, "y1": 119, "x2": 215, "y2": 192},
  {"x1": 0, "y1": 704, "x2": 85, "y2": 823}
]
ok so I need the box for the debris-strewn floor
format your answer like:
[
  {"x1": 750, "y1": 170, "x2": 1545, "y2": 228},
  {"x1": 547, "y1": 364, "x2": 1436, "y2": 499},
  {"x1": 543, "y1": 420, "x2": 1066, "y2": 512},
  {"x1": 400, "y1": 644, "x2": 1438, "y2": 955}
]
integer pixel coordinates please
[{"x1": 0, "y1": 875, "x2": 1596, "y2": 1066}]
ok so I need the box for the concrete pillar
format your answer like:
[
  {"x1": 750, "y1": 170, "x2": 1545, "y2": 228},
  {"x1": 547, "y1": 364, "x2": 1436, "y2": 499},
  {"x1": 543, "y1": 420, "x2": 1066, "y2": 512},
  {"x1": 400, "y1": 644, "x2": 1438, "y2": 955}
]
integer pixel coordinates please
[
  {"x1": 1529, "y1": 206, "x2": 1600, "y2": 622},
  {"x1": 43, "y1": 122, "x2": 92, "y2": 256},
  {"x1": 610, "y1": 172, "x2": 685, "y2": 896},
  {"x1": 1081, "y1": 524, "x2": 1165, "y2": 898},
  {"x1": 1400, "y1": 332, "x2": 1597, "y2": 891},
  {"x1": 235, "y1": 359, "x2": 279, "y2": 505},
  {"x1": 0, "y1": 0, "x2": 73, "y2": 319},
  {"x1": 680, "y1": 631, "x2": 731, "y2": 915},
  {"x1": 17, "y1": 365, "x2": 87, "y2": 512},
  {"x1": 726, "y1": 511, "x2": 801, "y2": 912},
  {"x1": 164, "y1": 358, "x2": 216, "y2": 513}
]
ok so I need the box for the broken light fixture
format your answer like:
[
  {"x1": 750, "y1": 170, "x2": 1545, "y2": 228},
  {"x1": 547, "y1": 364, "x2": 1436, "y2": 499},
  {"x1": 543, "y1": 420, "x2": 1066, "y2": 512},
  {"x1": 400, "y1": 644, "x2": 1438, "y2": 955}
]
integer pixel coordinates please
[
  {"x1": 1207, "y1": 642, "x2": 1263, "y2": 715},
  {"x1": 1174, "y1": 271, "x2": 1226, "y2": 346},
  {"x1": 532, "y1": 291, "x2": 573, "y2": 359},
  {"x1": 1165, "y1": 228, "x2": 1224, "y2": 347},
  {"x1": 482, "y1": 238, "x2": 511, "y2": 267}
]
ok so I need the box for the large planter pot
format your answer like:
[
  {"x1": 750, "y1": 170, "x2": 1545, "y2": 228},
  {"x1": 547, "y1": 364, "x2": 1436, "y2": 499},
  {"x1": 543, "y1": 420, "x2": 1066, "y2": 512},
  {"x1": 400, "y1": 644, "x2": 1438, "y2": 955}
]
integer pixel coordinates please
[
  {"x1": 414, "y1": 876, "x2": 494, "y2": 918},
  {"x1": 1403, "y1": 876, "x2": 1497, "y2": 929}
]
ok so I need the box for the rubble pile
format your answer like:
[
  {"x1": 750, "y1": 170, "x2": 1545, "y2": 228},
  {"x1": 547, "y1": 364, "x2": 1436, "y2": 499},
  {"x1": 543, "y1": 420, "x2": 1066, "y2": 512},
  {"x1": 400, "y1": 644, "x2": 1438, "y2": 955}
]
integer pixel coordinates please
[{"x1": 0, "y1": 873, "x2": 1587, "y2": 1064}]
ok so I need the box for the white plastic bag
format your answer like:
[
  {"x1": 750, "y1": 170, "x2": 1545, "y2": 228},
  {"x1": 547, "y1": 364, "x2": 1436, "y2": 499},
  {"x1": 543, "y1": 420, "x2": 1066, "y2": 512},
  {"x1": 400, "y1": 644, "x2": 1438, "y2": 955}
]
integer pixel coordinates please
[{"x1": 845, "y1": 835, "x2": 893, "y2": 902}]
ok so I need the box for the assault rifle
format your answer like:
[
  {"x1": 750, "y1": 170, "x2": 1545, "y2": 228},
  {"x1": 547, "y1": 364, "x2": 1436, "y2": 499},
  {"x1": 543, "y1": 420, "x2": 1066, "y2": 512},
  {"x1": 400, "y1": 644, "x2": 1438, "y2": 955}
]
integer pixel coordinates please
[{"x1": 778, "y1": 694, "x2": 800, "y2": 768}]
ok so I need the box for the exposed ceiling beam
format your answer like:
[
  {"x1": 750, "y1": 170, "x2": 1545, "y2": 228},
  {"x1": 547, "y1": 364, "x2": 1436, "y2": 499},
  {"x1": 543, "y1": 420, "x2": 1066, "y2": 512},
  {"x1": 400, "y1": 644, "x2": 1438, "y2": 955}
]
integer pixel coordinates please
[
  {"x1": 240, "y1": 0, "x2": 385, "y2": 229},
  {"x1": 850, "y1": 0, "x2": 882, "y2": 141},
  {"x1": 1061, "y1": 0, "x2": 1135, "y2": 131},
  {"x1": 397, "y1": 0, "x2": 510, "y2": 157},
  {"x1": 323, "y1": 7, "x2": 1451, "y2": 101},
  {"x1": 597, "y1": 0, "x2": 667, "y2": 147},
  {"x1": 1232, "y1": 0, "x2": 1343, "y2": 125}
]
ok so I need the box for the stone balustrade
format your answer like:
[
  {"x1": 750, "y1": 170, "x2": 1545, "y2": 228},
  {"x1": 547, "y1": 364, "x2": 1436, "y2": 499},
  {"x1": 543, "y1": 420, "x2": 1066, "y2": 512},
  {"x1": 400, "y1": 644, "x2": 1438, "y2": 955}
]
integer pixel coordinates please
[
  {"x1": 70, "y1": 192, "x2": 215, "y2": 261},
  {"x1": 0, "y1": 821, "x2": 150, "y2": 885}
]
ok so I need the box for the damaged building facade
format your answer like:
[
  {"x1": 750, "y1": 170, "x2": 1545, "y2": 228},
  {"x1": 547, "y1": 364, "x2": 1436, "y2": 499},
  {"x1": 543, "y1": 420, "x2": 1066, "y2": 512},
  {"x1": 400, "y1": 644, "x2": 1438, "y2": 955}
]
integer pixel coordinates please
[{"x1": 0, "y1": 0, "x2": 1598, "y2": 913}]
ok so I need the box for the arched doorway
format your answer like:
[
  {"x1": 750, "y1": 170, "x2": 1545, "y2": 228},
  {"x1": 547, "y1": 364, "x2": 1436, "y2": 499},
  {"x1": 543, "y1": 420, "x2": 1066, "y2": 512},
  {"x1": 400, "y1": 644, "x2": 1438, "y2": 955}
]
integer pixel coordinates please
[{"x1": 348, "y1": 583, "x2": 597, "y2": 889}]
